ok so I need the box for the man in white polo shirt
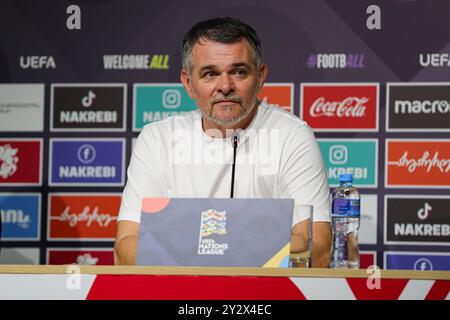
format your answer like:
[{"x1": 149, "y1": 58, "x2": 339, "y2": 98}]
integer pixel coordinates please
[{"x1": 115, "y1": 17, "x2": 332, "y2": 267}]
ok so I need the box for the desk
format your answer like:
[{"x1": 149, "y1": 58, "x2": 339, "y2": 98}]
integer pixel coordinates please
[{"x1": 0, "y1": 265, "x2": 448, "y2": 300}]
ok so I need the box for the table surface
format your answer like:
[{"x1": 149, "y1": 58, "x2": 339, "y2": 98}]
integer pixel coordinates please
[{"x1": 0, "y1": 264, "x2": 449, "y2": 280}]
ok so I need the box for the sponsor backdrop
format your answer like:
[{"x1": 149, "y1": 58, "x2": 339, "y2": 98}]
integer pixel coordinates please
[{"x1": 0, "y1": 0, "x2": 449, "y2": 268}]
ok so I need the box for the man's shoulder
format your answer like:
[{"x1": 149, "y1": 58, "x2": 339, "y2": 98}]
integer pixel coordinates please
[{"x1": 261, "y1": 102, "x2": 308, "y2": 131}]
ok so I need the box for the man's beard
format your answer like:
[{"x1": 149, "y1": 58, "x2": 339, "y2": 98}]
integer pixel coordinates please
[{"x1": 203, "y1": 95, "x2": 256, "y2": 126}]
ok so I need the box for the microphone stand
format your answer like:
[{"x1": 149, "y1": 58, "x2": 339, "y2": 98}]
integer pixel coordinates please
[{"x1": 230, "y1": 133, "x2": 239, "y2": 198}]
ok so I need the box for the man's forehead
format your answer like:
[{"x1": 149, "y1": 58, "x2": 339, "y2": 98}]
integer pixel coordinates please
[
  {"x1": 191, "y1": 38, "x2": 254, "y2": 67},
  {"x1": 193, "y1": 38, "x2": 251, "y2": 55},
  {"x1": 195, "y1": 36, "x2": 250, "y2": 46}
]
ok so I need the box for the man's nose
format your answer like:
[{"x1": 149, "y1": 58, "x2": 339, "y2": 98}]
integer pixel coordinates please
[{"x1": 217, "y1": 74, "x2": 234, "y2": 95}]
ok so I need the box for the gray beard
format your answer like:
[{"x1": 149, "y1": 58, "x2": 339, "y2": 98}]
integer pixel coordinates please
[{"x1": 204, "y1": 101, "x2": 257, "y2": 126}]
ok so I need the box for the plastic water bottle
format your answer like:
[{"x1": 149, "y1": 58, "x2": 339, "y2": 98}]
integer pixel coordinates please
[{"x1": 330, "y1": 173, "x2": 360, "y2": 269}]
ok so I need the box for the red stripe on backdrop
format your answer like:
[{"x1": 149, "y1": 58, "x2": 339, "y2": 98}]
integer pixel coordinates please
[
  {"x1": 425, "y1": 281, "x2": 450, "y2": 300},
  {"x1": 86, "y1": 275, "x2": 306, "y2": 300},
  {"x1": 346, "y1": 278, "x2": 409, "y2": 300}
]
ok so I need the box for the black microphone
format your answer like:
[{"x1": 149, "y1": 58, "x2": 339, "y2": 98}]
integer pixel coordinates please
[{"x1": 230, "y1": 131, "x2": 240, "y2": 198}]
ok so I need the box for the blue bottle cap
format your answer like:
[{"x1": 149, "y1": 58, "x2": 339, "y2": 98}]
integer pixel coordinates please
[{"x1": 339, "y1": 173, "x2": 353, "y2": 182}]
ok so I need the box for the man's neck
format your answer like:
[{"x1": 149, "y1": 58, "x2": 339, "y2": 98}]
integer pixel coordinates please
[{"x1": 202, "y1": 102, "x2": 259, "y2": 138}]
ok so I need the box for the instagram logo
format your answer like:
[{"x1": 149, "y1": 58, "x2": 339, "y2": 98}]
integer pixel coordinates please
[
  {"x1": 162, "y1": 89, "x2": 181, "y2": 109},
  {"x1": 329, "y1": 145, "x2": 348, "y2": 164}
]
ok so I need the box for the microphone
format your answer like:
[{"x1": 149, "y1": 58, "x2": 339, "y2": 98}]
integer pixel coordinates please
[{"x1": 230, "y1": 131, "x2": 240, "y2": 198}]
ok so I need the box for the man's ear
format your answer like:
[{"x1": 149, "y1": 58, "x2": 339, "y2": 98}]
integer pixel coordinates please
[
  {"x1": 180, "y1": 69, "x2": 194, "y2": 99},
  {"x1": 257, "y1": 63, "x2": 268, "y2": 89}
]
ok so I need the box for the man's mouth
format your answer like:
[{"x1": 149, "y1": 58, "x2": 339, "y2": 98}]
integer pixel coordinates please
[{"x1": 214, "y1": 100, "x2": 239, "y2": 105}]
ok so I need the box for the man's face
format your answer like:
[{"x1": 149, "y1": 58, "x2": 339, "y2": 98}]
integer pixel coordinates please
[{"x1": 181, "y1": 38, "x2": 267, "y2": 127}]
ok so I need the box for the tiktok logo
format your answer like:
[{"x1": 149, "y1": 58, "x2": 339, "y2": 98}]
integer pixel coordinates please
[
  {"x1": 417, "y1": 202, "x2": 432, "y2": 220},
  {"x1": 82, "y1": 90, "x2": 96, "y2": 108},
  {"x1": 77, "y1": 144, "x2": 96, "y2": 164}
]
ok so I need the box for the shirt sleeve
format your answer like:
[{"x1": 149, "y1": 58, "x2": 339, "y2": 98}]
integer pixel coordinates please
[
  {"x1": 278, "y1": 123, "x2": 331, "y2": 223},
  {"x1": 118, "y1": 125, "x2": 165, "y2": 223}
]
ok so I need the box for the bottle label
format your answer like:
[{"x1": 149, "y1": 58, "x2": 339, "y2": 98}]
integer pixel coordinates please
[{"x1": 332, "y1": 199, "x2": 360, "y2": 217}]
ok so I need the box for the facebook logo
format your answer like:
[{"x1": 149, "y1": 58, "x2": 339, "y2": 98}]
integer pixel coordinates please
[
  {"x1": 49, "y1": 139, "x2": 125, "y2": 186},
  {"x1": 385, "y1": 252, "x2": 450, "y2": 271},
  {"x1": 77, "y1": 144, "x2": 96, "y2": 164}
]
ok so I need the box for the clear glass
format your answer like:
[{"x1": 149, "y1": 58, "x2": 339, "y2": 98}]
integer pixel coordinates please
[{"x1": 289, "y1": 204, "x2": 313, "y2": 268}]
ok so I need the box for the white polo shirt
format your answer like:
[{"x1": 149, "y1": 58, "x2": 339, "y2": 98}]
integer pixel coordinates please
[{"x1": 118, "y1": 102, "x2": 331, "y2": 223}]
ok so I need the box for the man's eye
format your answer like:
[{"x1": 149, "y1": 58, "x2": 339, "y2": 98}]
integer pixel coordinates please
[
  {"x1": 203, "y1": 71, "x2": 217, "y2": 78},
  {"x1": 233, "y1": 69, "x2": 247, "y2": 76}
]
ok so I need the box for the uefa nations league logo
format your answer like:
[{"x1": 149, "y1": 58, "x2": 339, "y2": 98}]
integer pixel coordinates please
[{"x1": 197, "y1": 209, "x2": 229, "y2": 256}]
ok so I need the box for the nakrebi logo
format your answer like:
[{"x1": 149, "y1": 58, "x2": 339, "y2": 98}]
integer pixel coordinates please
[
  {"x1": 0, "y1": 193, "x2": 40, "y2": 240},
  {"x1": 385, "y1": 252, "x2": 450, "y2": 271},
  {"x1": 49, "y1": 138, "x2": 125, "y2": 186},
  {"x1": 301, "y1": 83, "x2": 379, "y2": 131},
  {"x1": 103, "y1": 54, "x2": 169, "y2": 70},
  {"x1": 51, "y1": 84, "x2": 126, "y2": 131},
  {"x1": 20, "y1": 56, "x2": 56, "y2": 69},
  {"x1": 197, "y1": 209, "x2": 229, "y2": 256},
  {"x1": 318, "y1": 139, "x2": 378, "y2": 187},
  {"x1": 387, "y1": 83, "x2": 450, "y2": 132},
  {"x1": 384, "y1": 195, "x2": 450, "y2": 245},
  {"x1": 0, "y1": 84, "x2": 44, "y2": 132},
  {"x1": 419, "y1": 53, "x2": 450, "y2": 67},
  {"x1": 47, "y1": 249, "x2": 114, "y2": 265},
  {"x1": 0, "y1": 139, "x2": 42, "y2": 186},
  {"x1": 386, "y1": 139, "x2": 450, "y2": 188},
  {"x1": 133, "y1": 84, "x2": 197, "y2": 131},
  {"x1": 47, "y1": 193, "x2": 121, "y2": 240}
]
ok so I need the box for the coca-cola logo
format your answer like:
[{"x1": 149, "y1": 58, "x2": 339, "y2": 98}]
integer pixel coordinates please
[
  {"x1": 301, "y1": 84, "x2": 378, "y2": 131},
  {"x1": 309, "y1": 97, "x2": 368, "y2": 118}
]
